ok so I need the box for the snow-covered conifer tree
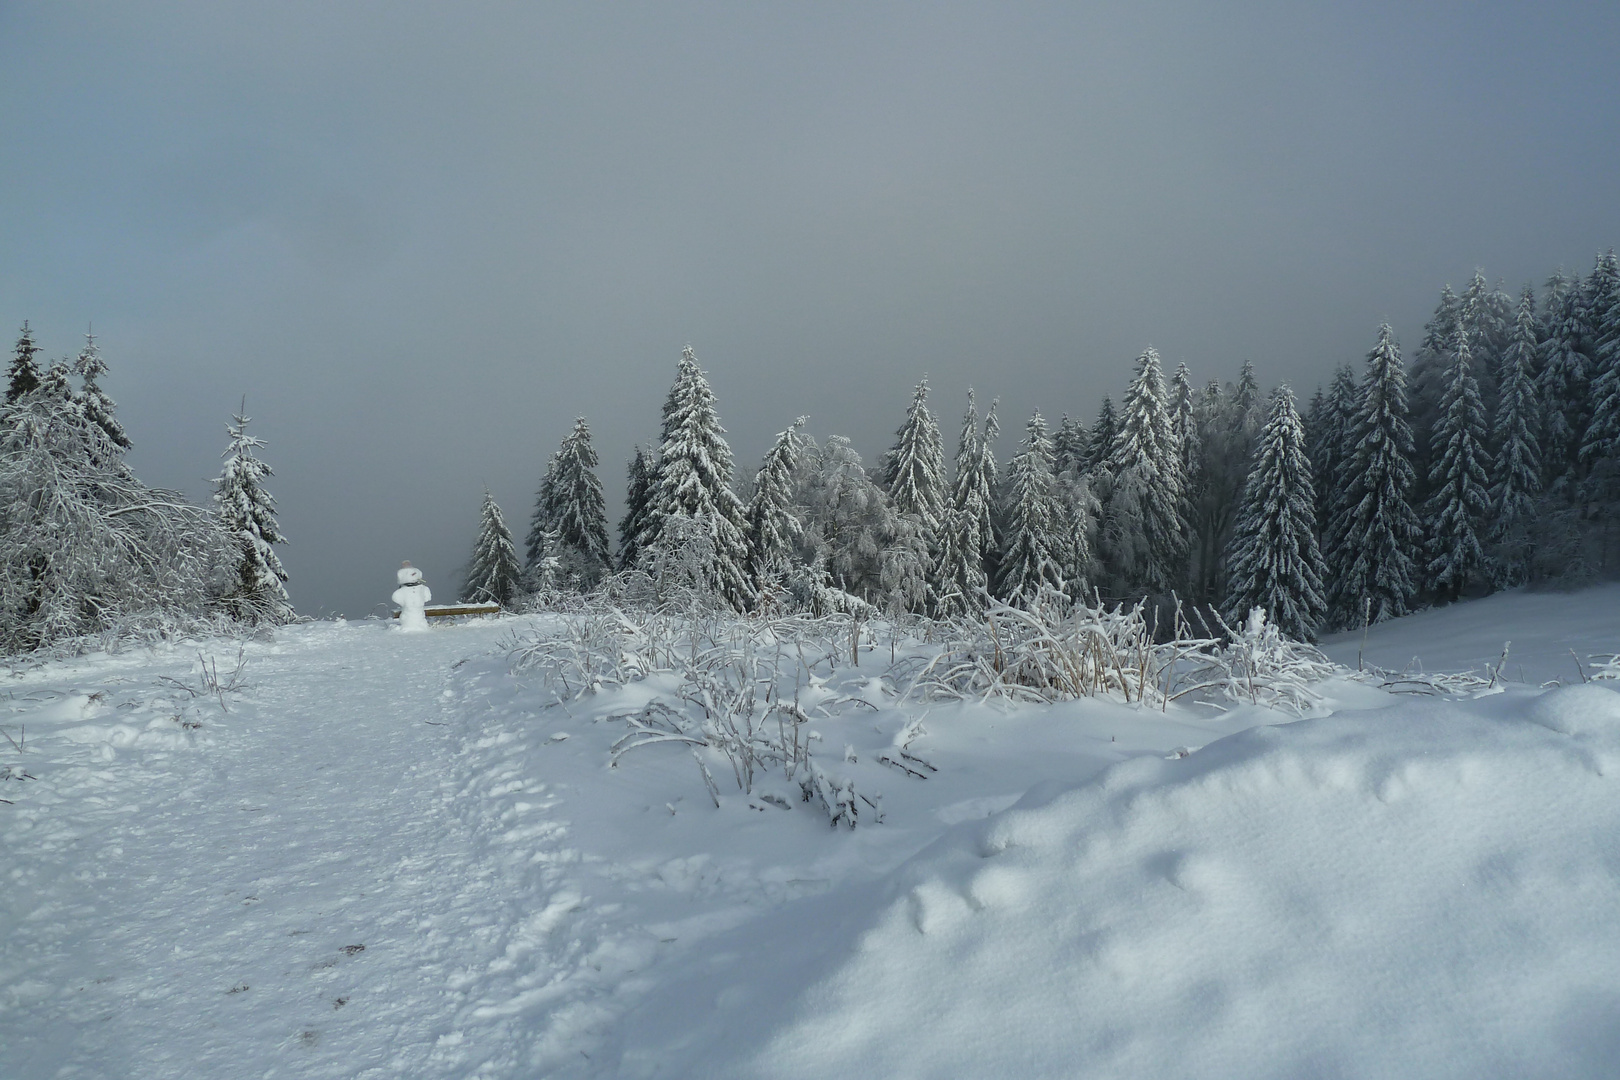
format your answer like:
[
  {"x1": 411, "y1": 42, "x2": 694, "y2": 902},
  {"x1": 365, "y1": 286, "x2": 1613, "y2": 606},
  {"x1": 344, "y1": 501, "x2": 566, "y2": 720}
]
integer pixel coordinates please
[
  {"x1": 1409, "y1": 284, "x2": 1461, "y2": 502},
  {"x1": 1488, "y1": 286, "x2": 1543, "y2": 584},
  {"x1": 746, "y1": 417, "x2": 807, "y2": 592},
  {"x1": 1339, "y1": 324, "x2": 1423, "y2": 622},
  {"x1": 5, "y1": 323, "x2": 41, "y2": 405},
  {"x1": 463, "y1": 490, "x2": 523, "y2": 608},
  {"x1": 1087, "y1": 395, "x2": 1117, "y2": 472},
  {"x1": 937, "y1": 392, "x2": 991, "y2": 615},
  {"x1": 1051, "y1": 415, "x2": 1090, "y2": 480},
  {"x1": 972, "y1": 398, "x2": 1003, "y2": 583},
  {"x1": 213, "y1": 407, "x2": 293, "y2": 623},
  {"x1": 72, "y1": 331, "x2": 131, "y2": 466},
  {"x1": 880, "y1": 378, "x2": 946, "y2": 530},
  {"x1": 644, "y1": 347, "x2": 754, "y2": 610},
  {"x1": 1169, "y1": 361, "x2": 1199, "y2": 484},
  {"x1": 1424, "y1": 328, "x2": 1491, "y2": 600},
  {"x1": 1108, "y1": 347, "x2": 1186, "y2": 594},
  {"x1": 1316, "y1": 363, "x2": 1362, "y2": 625},
  {"x1": 1538, "y1": 269, "x2": 1582, "y2": 486},
  {"x1": 617, "y1": 447, "x2": 655, "y2": 570},
  {"x1": 1233, "y1": 361, "x2": 1265, "y2": 445},
  {"x1": 996, "y1": 411, "x2": 1064, "y2": 606},
  {"x1": 1579, "y1": 251, "x2": 1620, "y2": 474},
  {"x1": 1223, "y1": 386, "x2": 1325, "y2": 641},
  {"x1": 544, "y1": 417, "x2": 613, "y2": 589}
]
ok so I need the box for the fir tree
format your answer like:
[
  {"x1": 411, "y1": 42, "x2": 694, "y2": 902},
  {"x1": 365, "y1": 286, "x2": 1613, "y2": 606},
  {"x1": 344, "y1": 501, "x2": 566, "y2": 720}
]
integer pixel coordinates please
[
  {"x1": 617, "y1": 447, "x2": 655, "y2": 570},
  {"x1": 880, "y1": 377, "x2": 947, "y2": 531},
  {"x1": 6, "y1": 322, "x2": 41, "y2": 404},
  {"x1": 1222, "y1": 386, "x2": 1325, "y2": 641},
  {"x1": 1108, "y1": 347, "x2": 1185, "y2": 594},
  {"x1": 1338, "y1": 324, "x2": 1422, "y2": 623},
  {"x1": 545, "y1": 417, "x2": 613, "y2": 589},
  {"x1": 1424, "y1": 328, "x2": 1491, "y2": 600},
  {"x1": 643, "y1": 347, "x2": 754, "y2": 610},
  {"x1": 1488, "y1": 286, "x2": 1543, "y2": 584},
  {"x1": 1409, "y1": 284, "x2": 1461, "y2": 502},
  {"x1": 746, "y1": 417, "x2": 807, "y2": 591},
  {"x1": 213, "y1": 406, "x2": 292, "y2": 623},
  {"x1": 463, "y1": 490, "x2": 524, "y2": 608},
  {"x1": 1169, "y1": 361, "x2": 1199, "y2": 484},
  {"x1": 996, "y1": 411, "x2": 1064, "y2": 606},
  {"x1": 72, "y1": 330, "x2": 131, "y2": 465},
  {"x1": 1233, "y1": 360, "x2": 1265, "y2": 445}
]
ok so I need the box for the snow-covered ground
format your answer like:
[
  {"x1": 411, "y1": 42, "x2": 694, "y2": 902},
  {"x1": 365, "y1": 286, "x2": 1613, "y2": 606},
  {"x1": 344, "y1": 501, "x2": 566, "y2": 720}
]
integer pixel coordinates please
[{"x1": 3, "y1": 587, "x2": 1619, "y2": 1078}]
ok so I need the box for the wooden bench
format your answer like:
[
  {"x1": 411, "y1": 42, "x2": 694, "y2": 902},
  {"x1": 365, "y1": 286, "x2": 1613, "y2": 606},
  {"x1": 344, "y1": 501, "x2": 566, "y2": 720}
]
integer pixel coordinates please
[{"x1": 392, "y1": 603, "x2": 501, "y2": 619}]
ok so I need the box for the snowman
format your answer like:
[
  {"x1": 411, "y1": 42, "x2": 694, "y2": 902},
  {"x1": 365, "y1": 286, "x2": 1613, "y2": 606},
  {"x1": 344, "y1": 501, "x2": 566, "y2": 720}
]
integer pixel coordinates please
[{"x1": 392, "y1": 562, "x2": 431, "y2": 632}]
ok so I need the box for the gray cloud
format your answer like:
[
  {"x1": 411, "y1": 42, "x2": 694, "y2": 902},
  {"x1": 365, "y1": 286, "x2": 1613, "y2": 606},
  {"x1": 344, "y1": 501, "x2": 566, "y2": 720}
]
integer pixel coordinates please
[{"x1": 3, "y1": 1, "x2": 1617, "y2": 616}]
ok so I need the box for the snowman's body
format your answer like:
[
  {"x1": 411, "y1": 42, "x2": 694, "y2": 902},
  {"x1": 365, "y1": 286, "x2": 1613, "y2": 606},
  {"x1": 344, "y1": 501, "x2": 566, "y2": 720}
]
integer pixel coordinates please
[{"x1": 392, "y1": 565, "x2": 431, "y2": 632}]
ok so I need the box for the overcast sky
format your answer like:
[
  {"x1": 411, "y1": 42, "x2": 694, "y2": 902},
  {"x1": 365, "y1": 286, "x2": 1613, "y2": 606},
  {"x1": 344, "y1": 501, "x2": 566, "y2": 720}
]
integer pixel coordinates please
[{"x1": 3, "y1": 1, "x2": 1618, "y2": 618}]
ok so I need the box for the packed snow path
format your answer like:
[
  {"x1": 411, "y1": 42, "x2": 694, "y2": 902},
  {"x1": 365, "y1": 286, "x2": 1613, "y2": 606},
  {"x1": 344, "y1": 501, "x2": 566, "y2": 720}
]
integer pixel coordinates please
[{"x1": 3, "y1": 620, "x2": 598, "y2": 1079}]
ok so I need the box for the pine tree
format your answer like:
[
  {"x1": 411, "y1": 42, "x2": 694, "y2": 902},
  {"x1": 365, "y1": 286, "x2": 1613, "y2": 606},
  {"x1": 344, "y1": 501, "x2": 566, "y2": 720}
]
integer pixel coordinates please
[
  {"x1": 72, "y1": 330, "x2": 131, "y2": 466},
  {"x1": 6, "y1": 322, "x2": 41, "y2": 404},
  {"x1": 617, "y1": 447, "x2": 655, "y2": 570},
  {"x1": 213, "y1": 406, "x2": 292, "y2": 623},
  {"x1": 1424, "y1": 328, "x2": 1491, "y2": 600},
  {"x1": 1339, "y1": 324, "x2": 1422, "y2": 623},
  {"x1": 746, "y1": 417, "x2": 807, "y2": 591},
  {"x1": 463, "y1": 490, "x2": 524, "y2": 608},
  {"x1": 880, "y1": 378, "x2": 947, "y2": 531},
  {"x1": 996, "y1": 411, "x2": 1064, "y2": 606},
  {"x1": 1222, "y1": 386, "x2": 1325, "y2": 641},
  {"x1": 643, "y1": 346, "x2": 754, "y2": 610},
  {"x1": 1108, "y1": 347, "x2": 1185, "y2": 594},
  {"x1": 1488, "y1": 286, "x2": 1542, "y2": 585},
  {"x1": 545, "y1": 417, "x2": 613, "y2": 589}
]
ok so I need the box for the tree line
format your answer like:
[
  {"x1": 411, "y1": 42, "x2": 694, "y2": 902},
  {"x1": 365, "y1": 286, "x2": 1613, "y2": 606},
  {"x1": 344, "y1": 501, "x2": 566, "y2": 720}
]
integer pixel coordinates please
[
  {"x1": 468, "y1": 250, "x2": 1620, "y2": 641},
  {"x1": 0, "y1": 324, "x2": 291, "y2": 652}
]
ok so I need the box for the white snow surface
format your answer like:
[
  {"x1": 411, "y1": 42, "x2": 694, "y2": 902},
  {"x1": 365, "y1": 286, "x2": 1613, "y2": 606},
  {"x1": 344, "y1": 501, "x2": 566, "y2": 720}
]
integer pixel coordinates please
[{"x1": 3, "y1": 588, "x2": 1619, "y2": 1078}]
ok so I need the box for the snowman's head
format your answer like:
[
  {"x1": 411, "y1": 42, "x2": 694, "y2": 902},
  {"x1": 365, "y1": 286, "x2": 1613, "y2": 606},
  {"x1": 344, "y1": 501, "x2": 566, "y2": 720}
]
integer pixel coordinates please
[{"x1": 397, "y1": 564, "x2": 423, "y2": 585}]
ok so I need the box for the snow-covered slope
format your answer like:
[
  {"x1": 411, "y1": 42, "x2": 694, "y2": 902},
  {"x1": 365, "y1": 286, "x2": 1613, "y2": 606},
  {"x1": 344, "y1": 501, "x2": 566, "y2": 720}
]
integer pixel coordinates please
[{"x1": 3, "y1": 586, "x2": 1619, "y2": 1078}]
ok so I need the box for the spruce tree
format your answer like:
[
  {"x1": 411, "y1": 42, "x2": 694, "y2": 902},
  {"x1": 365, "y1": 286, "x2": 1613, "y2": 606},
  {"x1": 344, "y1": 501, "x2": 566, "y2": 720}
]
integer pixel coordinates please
[
  {"x1": 1108, "y1": 347, "x2": 1186, "y2": 594},
  {"x1": 644, "y1": 347, "x2": 754, "y2": 610},
  {"x1": 996, "y1": 411, "x2": 1064, "y2": 606},
  {"x1": 72, "y1": 330, "x2": 131, "y2": 466},
  {"x1": 546, "y1": 417, "x2": 613, "y2": 589},
  {"x1": 1538, "y1": 269, "x2": 1583, "y2": 486},
  {"x1": 6, "y1": 322, "x2": 41, "y2": 404},
  {"x1": 1087, "y1": 395, "x2": 1117, "y2": 472},
  {"x1": 1339, "y1": 324, "x2": 1422, "y2": 623},
  {"x1": 1424, "y1": 328, "x2": 1491, "y2": 600},
  {"x1": 1169, "y1": 361, "x2": 1199, "y2": 485},
  {"x1": 938, "y1": 391, "x2": 991, "y2": 616},
  {"x1": 880, "y1": 378, "x2": 947, "y2": 531},
  {"x1": 746, "y1": 417, "x2": 807, "y2": 590},
  {"x1": 1317, "y1": 363, "x2": 1361, "y2": 623},
  {"x1": 1222, "y1": 386, "x2": 1325, "y2": 641},
  {"x1": 213, "y1": 407, "x2": 292, "y2": 623},
  {"x1": 1409, "y1": 284, "x2": 1461, "y2": 502},
  {"x1": 1488, "y1": 286, "x2": 1543, "y2": 584},
  {"x1": 973, "y1": 398, "x2": 1003, "y2": 584},
  {"x1": 463, "y1": 490, "x2": 524, "y2": 608},
  {"x1": 1579, "y1": 251, "x2": 1620, "y2": 472},
  {"x1": 1051, "y1": 415, "x2": 1090, "y2": 480},
  {"x1": 618, "y1": 447, "x2": 655, "y2": 570}
]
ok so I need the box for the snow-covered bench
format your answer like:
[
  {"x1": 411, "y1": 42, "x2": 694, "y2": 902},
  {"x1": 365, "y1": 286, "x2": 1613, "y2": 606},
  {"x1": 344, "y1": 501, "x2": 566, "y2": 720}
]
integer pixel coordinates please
[{"x1": 392, "y1": 603, "x2": 501, "y2": 620}]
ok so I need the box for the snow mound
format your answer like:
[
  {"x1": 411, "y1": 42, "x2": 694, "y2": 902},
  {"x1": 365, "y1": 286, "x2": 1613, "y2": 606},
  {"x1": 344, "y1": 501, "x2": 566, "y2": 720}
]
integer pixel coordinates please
[{"x1": 620, "y1": 691, "x2": 1620, "y2": 1079}]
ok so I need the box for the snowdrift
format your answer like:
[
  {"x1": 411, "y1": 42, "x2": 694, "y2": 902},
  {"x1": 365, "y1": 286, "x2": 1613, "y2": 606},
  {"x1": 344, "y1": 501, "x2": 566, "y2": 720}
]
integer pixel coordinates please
[{"x1": 615, "y1": 684, "x2": 1620, "y2": 1079}]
